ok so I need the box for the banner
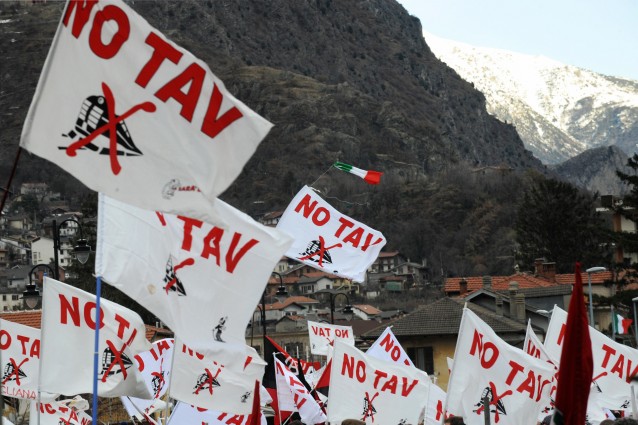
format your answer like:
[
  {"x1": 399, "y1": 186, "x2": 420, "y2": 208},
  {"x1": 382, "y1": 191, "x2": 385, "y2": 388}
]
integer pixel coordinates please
[
  {"x1": 365, "y1": 326, "x2": 446, "y2": 425},
  {"x1": 0, "y1": 319, "x2": 41, "y2": 400},
  {"x1": 169, "y1": 339, "x2": 265, "y2": 414},
  {"x1": 307, "y1": 320, "x2": 355, "y2": 356},
  {"x1": 544, "y1": 306, "x2": 636, "y2": 410},
  {"x1": 328, "y1": 341, "x2": 429, "y2": 425},
  {"x1": 523, "y1": 321, "x2": 558, "y2": 419},
  {"x1": 20, "y1": 0, "x2": 273, "y2": 223},
  {"x1": 96, "y1": 194, "x2": 292, "y2": 346},
  {"x1": 121, "y1": 338, "x2": 174, "y2": 421},
  {"x1": 446, "y1": 308, "x2": 554, "y2": 425},
  {"x1": 167, "y1": 401, "x2": 266, "y2": 425},
  {"x1": 274, "y1": 358, "x2": 326, "y2": 425},
  {"x1": 30, "y1": 400, "x2": 92, "y2": 425},
  {"x1": 39, "y1": 277, "x2": 151, "y2": 398},
  {"x1": 366, "y1": 327, "x2": 414, "y2": 367},
  {"x1": 276, "y1": 186, "x2": 386, "y2": 282}
]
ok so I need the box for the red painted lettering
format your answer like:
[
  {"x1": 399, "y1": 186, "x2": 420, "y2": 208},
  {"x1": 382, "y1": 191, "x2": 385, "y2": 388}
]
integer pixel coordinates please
[
  {"x1": 62, "y1": 0, "x2": 98, "y2": 38},
  {"x1": 155, "y1": 63, "x2": 205, "y2": 122},
  {"x1": 201, "y1": 84, "x2": 243, "y2": 139},
  {"x1": 178, "y1": 216, "x2": 203, "y2": 251},
  {"x1": 88, "y1": 5, "x2": 130, "y2": 59},
  {"x1": 136, "y1": 32, "x2": 183, "y2": 88}
]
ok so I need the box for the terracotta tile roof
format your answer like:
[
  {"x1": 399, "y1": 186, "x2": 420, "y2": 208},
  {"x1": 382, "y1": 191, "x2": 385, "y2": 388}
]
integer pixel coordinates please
[
  {"x1": 446, "y1": 270, "x2": 615, "y2": 294},
  {"x1": 364, "y1": 297, "x2": 526, "y2": 338},
  {"x1": 0, "y1": 310, "x2": 42, "y2": 329},
  {"x1": 300, "y1": 271, "x2": 342, "y2": 279},
  {"x1": 354, "y1": 304, "x2": 382, "y2": 315},
  {"x1": 263, "y1": 296, "x2": 319, "y2": 311},
  {"x1": 378, "y1": 251, "x2": 400, "y2": 258},
  {"x1": 267, "y1": 275, "x2": 300, "y2": 285}
]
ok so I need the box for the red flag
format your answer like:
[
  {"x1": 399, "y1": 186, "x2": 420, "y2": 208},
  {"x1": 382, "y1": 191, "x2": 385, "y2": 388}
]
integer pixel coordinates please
[
  {"x1": 248, "y1": 380, "x2": 261, "y2": 425},
  {"x1": 552, "y1": 262, "x2": 593, "y2": 425}
]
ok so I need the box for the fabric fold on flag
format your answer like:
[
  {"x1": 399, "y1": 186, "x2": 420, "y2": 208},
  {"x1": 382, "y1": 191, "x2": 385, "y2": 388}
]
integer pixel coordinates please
[
  {"x1": 96, "y1": 193, "x2": 292, "y2": 347},
  {"x1": 333, "y1": 162, "x2": 383, "y2": 185},
  {"x1": 274, "y1": 357, "x2": 326, "y2": 425}
]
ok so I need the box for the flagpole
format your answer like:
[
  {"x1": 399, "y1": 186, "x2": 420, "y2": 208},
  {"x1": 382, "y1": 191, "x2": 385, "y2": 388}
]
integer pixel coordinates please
[
  {"x1": 612, "y1": 305, "x2": 616, "y2": 340},
  {"x1": 632, "y1": 386, "x2": 637, "y2": 419},
  {"x1": 36, "y1": 276, "x2": 54, "y2": 425},
  {"x1": 164, "y1": 337, "x2": 178, "y2": 425},
  {"x1": 442, "y1": 304, "x2": 469, "y2": 425},
  {"x1": 91, "y1": 276, "x2": 103, "y2": 425}
]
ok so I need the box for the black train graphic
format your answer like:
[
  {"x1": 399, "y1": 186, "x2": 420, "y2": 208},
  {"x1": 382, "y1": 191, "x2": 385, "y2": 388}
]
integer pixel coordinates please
[
  {"x1": 362, "y1": 394, "x2": 377, "y2": 418},
  {"x1": 475, "y1": 386, "x2": 507, "y2": 416},
  {"x1": 193, "y1": 372, "x2": 220, "y2": 394},
  {"x1": 300, "y1": 240, "x2": 333, "y2": 264},
  {"x1": 164, "y1": 256, "x2": 187, "y2": 296},
  {"x1": 2, "y1": 362, "x2": 26, "y2": 382},
  {"x1": 62, "y1": 94, "x2": 143, "y2": 156},
  {"x1": 100, "y1": 346, "x2": 133, "y2": 378}
]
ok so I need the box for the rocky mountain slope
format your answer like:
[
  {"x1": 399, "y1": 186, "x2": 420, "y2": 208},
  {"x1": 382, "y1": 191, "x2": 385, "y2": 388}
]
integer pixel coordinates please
[{"x1": 425, "y1": 33, "x2": 638, "y2": 165}]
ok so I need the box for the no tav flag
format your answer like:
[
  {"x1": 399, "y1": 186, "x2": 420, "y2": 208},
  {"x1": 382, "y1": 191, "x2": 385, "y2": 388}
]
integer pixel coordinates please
[{"x1": 21, "y1": 0, "x2": 273, "y2": 223}]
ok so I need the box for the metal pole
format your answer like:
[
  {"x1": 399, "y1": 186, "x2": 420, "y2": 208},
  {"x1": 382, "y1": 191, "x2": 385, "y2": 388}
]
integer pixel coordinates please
[
  {"x1": 483, "y1": 395, "x2": 491, "y2": 425},
  {"x1": 52, "y1": 219, "x2": 60, "y2": 280},
  {"x1": 588, "y1": 272, "x2": 594, "y2": 326},
  {"x1": 330, "y1": 294, "x2": 334, "y2": 324},
  {"x1": 633, "y1": 298, "x2": 638, "y2": 347},
  {"x1": 261, "y1": 291, "x2": 267, "y2": 353},
  {"x1": 611, "y1": 304, "x2": 616, "y2": 340}
]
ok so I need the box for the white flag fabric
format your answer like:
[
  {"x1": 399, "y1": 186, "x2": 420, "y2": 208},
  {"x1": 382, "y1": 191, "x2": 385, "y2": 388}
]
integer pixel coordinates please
[
  {"x1": 544, "y1": 306, "x2": 636, "y2": 410},
  {"x1": 20, "y1": 0, "x2": 272, "y2": 223},
  {"x1": 365, "y1": 327, "x2": 445, "y2": 425},
  {"x1": 39, "y1": 277, "x2": 151, "y2": 398},
  {"x1": 0, "y1": 319, "x2": 42, "y2": 400},
  {"x1": 121, "y1": 338, "x2": 174, "y2": 421},
  {"x1": 29, "y1": 400, "x2": 92, "y2": 425},
  {"x1": 366, "y1": 327, "x2": 414, "y2": 367},
  {"x1": 169, "y1": 339, "x2": 265, "y2": 414},
  {"x1": 328, "y1": 341, "x2": 429, "y2": 425},
  {"x1": 446, "y1": 308, "x2": 554, "y2": 425},
  {"x1": 96, "y1": 193, "x2": 292, "y2": 346},
  {"x1": 274, "y1": 357, "x2": 326, "y2": 425},
  {"x1": 523, "y1": 321, "x2": 557, "y2": 419},
  {"x1": 276, "y1": 186, "x2": 386, "y2": 282},
  {"x1": 307, "y1": 320, "x2": 355, "y2": 356},
  {"x1": 167, "y1": 401, "x2": 266, "y2": 425}
]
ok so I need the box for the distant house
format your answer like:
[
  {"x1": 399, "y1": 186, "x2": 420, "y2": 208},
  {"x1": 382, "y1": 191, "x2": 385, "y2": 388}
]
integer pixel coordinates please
[
  {"x1": 367, "y1": 251, "x2": 429, "y2": 291},
  {"x1": 258, "y1": 211, "x2": 284, "y2": 227},
  {"x1": 352, "y1": 304, "x2": 382, "y2": 320}
]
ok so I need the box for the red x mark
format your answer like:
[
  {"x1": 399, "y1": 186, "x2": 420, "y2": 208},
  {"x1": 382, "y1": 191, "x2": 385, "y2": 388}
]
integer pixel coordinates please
[
  {"x1": 164, "y1": 257, "x2": 195, "y2": 294},
  {"x1": 101, "y1": 340, "x2": 129, "y2": 382},
  {"x1": 298, "y1": 236, "x2": 342, "y2": 267},
  {"x1": 475, "y1": 382, "x2": 512, "y2": 424},
  {"x1": 66, "y1": 82, "x2": 156, "y2": 175},
  {"x1": 592, "y1": 371, "x2": 608, "y2": 382},
  {"x1": 1, "y1": 357, "x2": 28, "y2": 385},
  {"x1": 151, "y1": 358, "x2": 166, "y2": 399},
  {"x1": 362, "y1": 391, "x2": 379, "y2": 422},
  {"x1": 194, "y1": 364, "x2": 223, "y2": 396}
]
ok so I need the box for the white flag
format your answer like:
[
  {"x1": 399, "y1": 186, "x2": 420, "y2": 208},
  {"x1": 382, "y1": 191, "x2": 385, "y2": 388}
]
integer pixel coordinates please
[
  {"x1": 274, "y1": 357, "x2": 326, "y2": 425},
  {"x1": 96, "y1": 193, "x2": 292, "y2": 346},
  {"x1": 544, "y1": 306, "x2": 637, "y2": 410},
  {"x1": 39, "y1": 277, "x2": 151, "y2": 398},
  {"x1": 328, "y1": 341, "x2": 429, "y2": 425},
  {"x1": 277, "y1": 186, "x2": 386, "y2": 282},
  {"x1": 0, "y1": 319, "x2": 41, "y2": 400},
  {"x1": 167, "y1": 401, "x2": 266, "y2": 425},
  {"x1": 307, "y1": 320, "x2": 355, "y2": 356},
  {"x1": 20, "y1": 0, "x2": 272, "y2": 223},
  {"x1": 366, "y1": 327, "x2": 414, "y2": 367},
  {"x1": 446, "y1": 308, "x2": 554, "y2": 425},
  {"x1": 170, "y1": 339, "x2": 265, "y2": 414},
  {"x1": 30, "y1": 400, "x2": 92, "y2": 425},
  {"x1": 121, "y1": 338, "x2": 174, "y2": 421},
  {"x1": 523, "y1": 321, "x2": 558, "y2": 419}
]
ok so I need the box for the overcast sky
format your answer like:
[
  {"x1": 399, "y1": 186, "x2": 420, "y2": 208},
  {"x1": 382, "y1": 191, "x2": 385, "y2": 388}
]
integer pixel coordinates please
[{"x1": 397, "y1": 0, "x2": 638, "y2": 81}]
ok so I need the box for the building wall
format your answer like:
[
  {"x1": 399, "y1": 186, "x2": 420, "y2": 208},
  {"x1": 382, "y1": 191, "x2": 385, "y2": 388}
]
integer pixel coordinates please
[{"x1": 399, "y1": 335, "x2": 457, "y2": 390}]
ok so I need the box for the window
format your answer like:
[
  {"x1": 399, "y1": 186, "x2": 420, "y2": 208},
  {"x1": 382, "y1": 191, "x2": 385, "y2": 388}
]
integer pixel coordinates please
[
  {"x1": 12, "y1": 295, "x2": 19, "y2": 301},
  {"x1": 2, "y1": 295, "x2": 5, "y2": 301},
  {"x1": 407, "y1": 346, "x2": 434, "y2": 374}
]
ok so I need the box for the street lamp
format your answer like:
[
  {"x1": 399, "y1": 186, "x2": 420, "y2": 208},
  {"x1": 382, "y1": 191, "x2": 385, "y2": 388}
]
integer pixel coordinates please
[
  {"x1": 586, "y1": 266, "x2": 606, "y2": 326},
  {"x1": 256, "y1": 272, "x2": 288, "y2": 352},
  {"x1": 50, "y1": 218, "x2": 92, "y2": 280},
  {"x1": 21, "y1": 264, "x2": 55, "y2": 309},
  {"x1": 329, "y1": 291, "x2": 354, "y2": 324},
  {"x1": 633, "y1": 297, "x2": 638, "y2": 347}
]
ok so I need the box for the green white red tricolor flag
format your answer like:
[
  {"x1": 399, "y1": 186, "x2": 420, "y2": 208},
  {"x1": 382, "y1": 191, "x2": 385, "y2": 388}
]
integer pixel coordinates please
[
  {"x1": 333, "y1": 162, "x2": 382, "y2": 185},
  {"x1": 613, "y1": 313, "x2": 633, "y2": 334}
]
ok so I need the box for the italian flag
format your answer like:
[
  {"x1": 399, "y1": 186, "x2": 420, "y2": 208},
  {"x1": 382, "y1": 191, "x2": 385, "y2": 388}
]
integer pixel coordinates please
[
  {"x1": 333, "y1": 162, "x2": 383, "y2": 185},
  {"x1": 613, "y1": 313, "x2": 633, "y2": 334}
]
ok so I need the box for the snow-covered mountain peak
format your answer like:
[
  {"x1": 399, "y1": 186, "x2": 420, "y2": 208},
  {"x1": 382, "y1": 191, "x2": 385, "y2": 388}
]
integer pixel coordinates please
[{"x1": 424, "y1": 32, "x2": 638, "y2": 164}]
